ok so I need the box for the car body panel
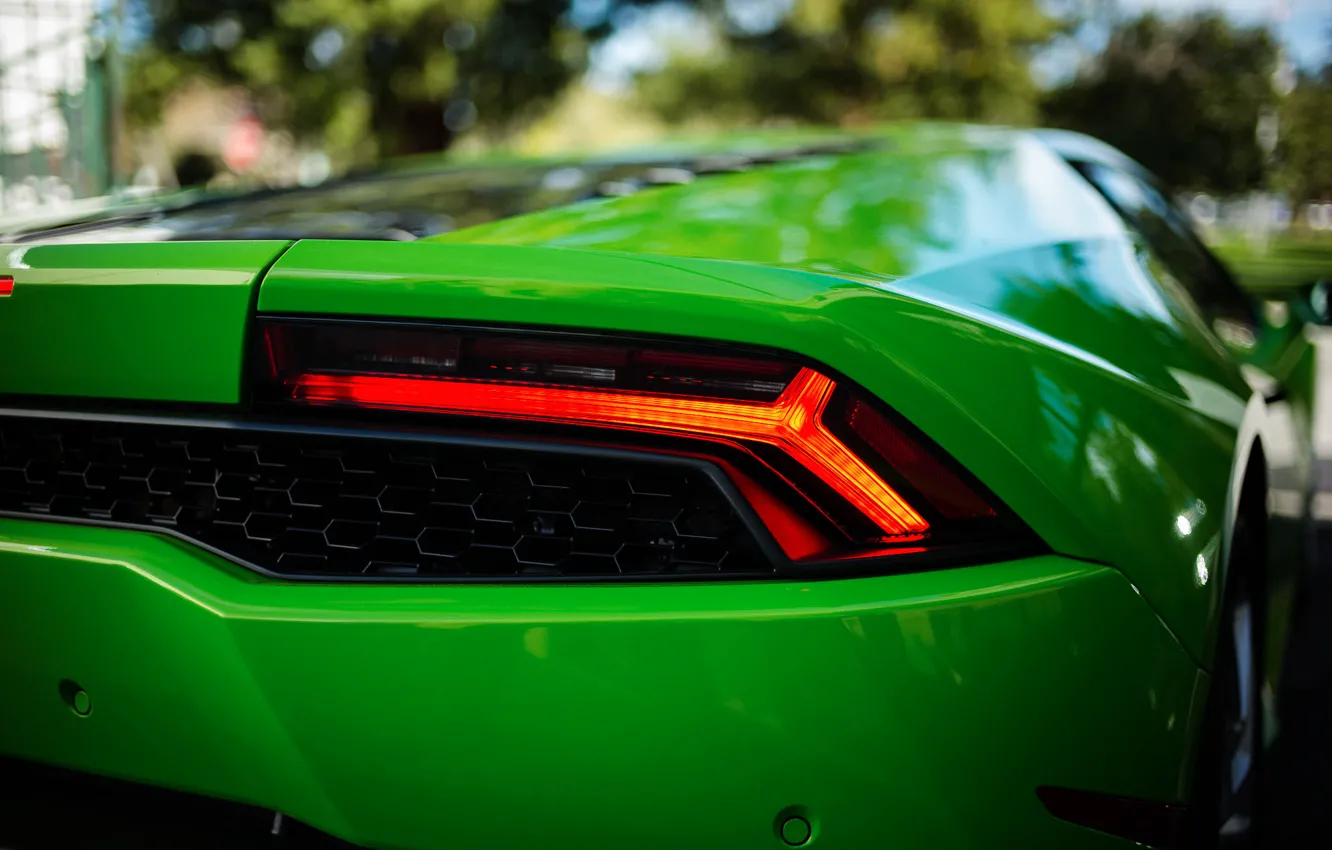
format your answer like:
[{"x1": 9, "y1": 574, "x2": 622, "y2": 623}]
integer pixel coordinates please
[
  {"x1": 1038, "y1": 125, "x2": 1323, "y2": 717},
  {"x1": 260, "y1": 225, "x2": 1246, "y2": 666},
  {"x1": 0, "y1": 241, "x2": 291, "y2": 403},
  {"x1": 0, "y1": 124, "x2": 1322, "y2": 847},
  {"x1": 0, "y1": 516, "x2": 1203, "y2": 849}
]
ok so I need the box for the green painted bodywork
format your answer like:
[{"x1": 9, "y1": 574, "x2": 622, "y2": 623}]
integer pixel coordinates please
[
  {"x1": 263, "y1": 232, "x2": 1248, "y2": 671},
  {"x1": 259, "y1": 129, "x2": 1255, "y2": 669},
  {"x1": 0, "y1": 517, "x2": 1203, "y2": 849},
  {"x1": 0, "y1": 241, "x2": 289, "y2": 403},
  {"x1": 0, "y1": 124, "x2": 1322, "y2": 847}
]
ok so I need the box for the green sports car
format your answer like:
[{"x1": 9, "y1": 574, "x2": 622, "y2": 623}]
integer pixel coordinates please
[{"x1": 0, "y1": 124, "x2": 1326, "y2": 849}]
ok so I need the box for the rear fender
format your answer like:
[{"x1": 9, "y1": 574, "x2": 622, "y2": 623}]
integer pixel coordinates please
[{"x1": 258, "y1": 238, "x2": 1245, "y2": 664}]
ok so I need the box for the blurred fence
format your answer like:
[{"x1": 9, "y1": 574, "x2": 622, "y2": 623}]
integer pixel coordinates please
[
  {"x1": 1186, "y1": 192, "x2": 1332, "y2": 245},
  {"x1": 0, "y1": 0, "x2": 117, "y2": 217}
]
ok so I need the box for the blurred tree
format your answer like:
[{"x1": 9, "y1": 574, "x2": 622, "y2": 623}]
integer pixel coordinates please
[
  {"x1": 1275, "y1": 63, "x2": 1332, "y2": 202},
  {"x1": 126, "y1": 0, "x2": 657, "y2": 168},
  {"x1": 1042, "y1": 12, "x2": 1278, "y2": 193},
  {"x1": 633, "y1": 0, "x2": 1062, "y2": 127}
]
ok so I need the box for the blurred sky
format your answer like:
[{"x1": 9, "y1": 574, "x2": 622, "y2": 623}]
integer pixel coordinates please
[
  {"x1": 1121, "y1": 0, "x2": 1327, "y2": 68},
  {"x1": 0, "y1": 0, "x2": 98, "y2": 153}
]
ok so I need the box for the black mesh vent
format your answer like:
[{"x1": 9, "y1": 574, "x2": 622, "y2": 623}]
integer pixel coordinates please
[{"x1": 0, "y1": 417, "x2": 770, "y2": 579}]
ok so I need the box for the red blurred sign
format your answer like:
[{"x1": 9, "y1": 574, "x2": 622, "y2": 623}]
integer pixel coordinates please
[{"x1": 223, "y1": 115, "x2": 264, "y2": 173}]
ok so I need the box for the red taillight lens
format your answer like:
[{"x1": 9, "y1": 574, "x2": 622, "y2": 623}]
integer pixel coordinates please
[
  {"x1": 287, "y1": 368, "x2": 928, "y2": 539},
  {"x1": 842, "y1": 396, "x2": 996, "y2": 520},
  {"x1": 257, "y1": 321, "x2": 1015, "y2": 562}
]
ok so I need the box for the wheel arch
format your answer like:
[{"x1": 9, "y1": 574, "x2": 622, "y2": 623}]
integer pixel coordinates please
[{"x1": 1216, "y1": 394, "x2": 1273, "y2": 669}]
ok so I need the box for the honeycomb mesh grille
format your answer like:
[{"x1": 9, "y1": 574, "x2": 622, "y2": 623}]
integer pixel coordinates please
[{"x1": 0, "y1": 417, "x2": 770, "y2": 579}]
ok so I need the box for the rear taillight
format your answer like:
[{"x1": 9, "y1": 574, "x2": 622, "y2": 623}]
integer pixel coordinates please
[{"x1": 256, "y1": 320, "x2": 1026, "y2": 564}]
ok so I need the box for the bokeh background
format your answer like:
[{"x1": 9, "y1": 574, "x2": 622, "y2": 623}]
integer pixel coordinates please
[{"x1": 1, "y1": 0, "x2": 1329, "y2": 283}]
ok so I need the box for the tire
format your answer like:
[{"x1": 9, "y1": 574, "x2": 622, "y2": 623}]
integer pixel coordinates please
[{"x1": 1190, "y1": 513, "x2": 1265, "y2": 849}]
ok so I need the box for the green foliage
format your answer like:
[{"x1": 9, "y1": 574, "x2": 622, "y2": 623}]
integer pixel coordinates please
[
  {"x1": 1041, "y1": 12, "x2": 1277, "y2": 193},
  {"x1": 1212, "y1": 236, "x2": 1332, "y2": 292},
  {"x1": 635, "y1": 0, "x2": 1061, "y2": 126},
  {"x1": 126, "y1": 0, "x2": 596, "y2": 166},
  {"x1": 125, "y1": 0, "x2": 1327, "y2": 205},
  {"x1": 1275, "y1": 65, "x2": 1332, "y2": 202}
]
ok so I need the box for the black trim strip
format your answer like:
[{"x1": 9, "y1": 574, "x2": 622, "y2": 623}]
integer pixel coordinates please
[
  {"x1": 0, "y1": 410, "x2": 1044, "y2": 583},
  {"x1": 238, "y1": 239, "x2": 299, "y2": 405},
  {"x1": 0, "y1": 414, "x2": 784, "y2": 583},
  {"x1": 1037, "y1": 786, "x2": 1188, "y2": 849}
]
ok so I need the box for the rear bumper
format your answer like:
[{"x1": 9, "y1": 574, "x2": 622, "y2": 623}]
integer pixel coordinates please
[{"x1": 1, "y1": 517, "x2": 1204, "y2": 850}]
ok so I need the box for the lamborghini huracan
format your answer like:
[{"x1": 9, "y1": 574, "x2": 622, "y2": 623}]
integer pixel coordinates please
[{"x1": 0, "y1": 125, "x2": 1326, "y2": 849}]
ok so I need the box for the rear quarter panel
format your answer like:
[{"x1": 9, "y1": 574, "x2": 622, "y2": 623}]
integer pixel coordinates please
[{"x1": 259, "y1": 233, "x2": 1249, "y2": 667}]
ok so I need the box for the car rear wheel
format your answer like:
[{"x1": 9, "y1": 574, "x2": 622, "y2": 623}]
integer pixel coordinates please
[{"x1": 1192, "y1": 513, "x2": 1264, "y2": 850}]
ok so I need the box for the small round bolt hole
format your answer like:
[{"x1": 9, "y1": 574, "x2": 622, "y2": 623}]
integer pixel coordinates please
[
  {"x1": 780, "y1": 817, "x2": 811, "y2": 846},
  {"x1": 58, "y1": 680, "x2": 92, "y2": 717},
  {"x1": 774, "y1": 807, "x2": 816, "y2": 846}
]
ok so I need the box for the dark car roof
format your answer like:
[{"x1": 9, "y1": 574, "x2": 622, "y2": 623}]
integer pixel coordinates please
[
  {"x1": 1, "y1": 130, "x2": 883, "y2": 244},
  {"x1": 4, "y1": 125, "x2": 1128, "y2": 282},
  {"x1": 431, "y1": 124, "x2": 1127, "y2": 282}
]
